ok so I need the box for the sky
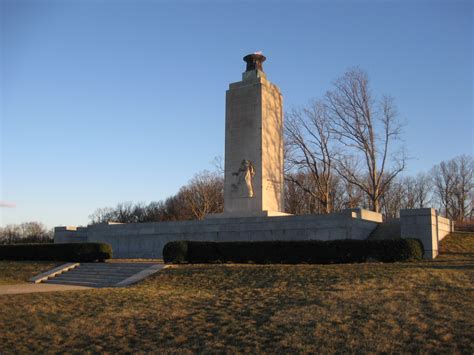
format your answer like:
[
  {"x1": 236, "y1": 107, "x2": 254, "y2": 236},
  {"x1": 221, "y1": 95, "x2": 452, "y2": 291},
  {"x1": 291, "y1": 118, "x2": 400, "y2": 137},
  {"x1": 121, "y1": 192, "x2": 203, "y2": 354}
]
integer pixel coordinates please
[{"x1": 1, "y1": 0, "x2": 472, "y2": 228}]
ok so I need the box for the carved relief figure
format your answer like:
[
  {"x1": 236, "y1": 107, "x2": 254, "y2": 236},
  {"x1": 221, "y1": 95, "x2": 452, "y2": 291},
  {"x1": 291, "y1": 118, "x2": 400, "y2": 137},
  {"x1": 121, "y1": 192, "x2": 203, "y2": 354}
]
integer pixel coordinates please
[{"x1": 232, "y1": 159, "x2": 255, "y2": 197}]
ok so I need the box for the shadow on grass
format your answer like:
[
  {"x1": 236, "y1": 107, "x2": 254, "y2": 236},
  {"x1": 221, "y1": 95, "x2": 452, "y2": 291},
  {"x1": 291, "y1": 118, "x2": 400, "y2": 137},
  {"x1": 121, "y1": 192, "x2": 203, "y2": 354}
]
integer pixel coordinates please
[
  {"x1": 422, "y1": 263, "x2": 474, "y2": 271},
  {"x1": 441, "y1": 252, "x2": 474, "y2": 258}
]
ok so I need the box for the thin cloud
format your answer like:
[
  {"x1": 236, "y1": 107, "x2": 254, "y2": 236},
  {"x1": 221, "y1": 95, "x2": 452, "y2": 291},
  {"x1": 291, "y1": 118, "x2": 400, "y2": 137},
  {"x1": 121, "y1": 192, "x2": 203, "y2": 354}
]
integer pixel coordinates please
[{"x1": 0, "y1": 201, "x2": 16, "y2": 208}]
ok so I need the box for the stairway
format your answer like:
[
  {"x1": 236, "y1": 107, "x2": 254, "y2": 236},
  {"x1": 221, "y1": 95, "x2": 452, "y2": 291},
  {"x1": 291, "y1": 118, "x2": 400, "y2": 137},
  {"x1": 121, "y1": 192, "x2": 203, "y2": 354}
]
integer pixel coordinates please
[{"x1": 42, "y1": 263, "x2": 162, "y2": 288}]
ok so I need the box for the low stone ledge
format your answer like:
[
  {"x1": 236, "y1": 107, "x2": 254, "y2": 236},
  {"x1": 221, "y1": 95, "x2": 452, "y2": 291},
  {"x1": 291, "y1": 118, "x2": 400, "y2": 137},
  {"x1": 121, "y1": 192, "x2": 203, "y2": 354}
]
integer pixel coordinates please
[
  {"x1": 400, "y1": 208, "x2": 436, "y2": 217},
  {"x1": 114, "y1": 264, "x2": 164, "y2": 287}
]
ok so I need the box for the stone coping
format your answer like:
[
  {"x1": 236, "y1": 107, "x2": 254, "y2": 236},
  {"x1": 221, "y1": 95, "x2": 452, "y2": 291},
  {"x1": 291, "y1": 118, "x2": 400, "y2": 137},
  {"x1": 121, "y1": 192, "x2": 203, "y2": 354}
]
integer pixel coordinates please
[
  {"x1": 55, "y1": 208, "x2": 381, "y2": 232},
  {"x1": 400, "y1": 208, "x2": 436, "y2": 216},
  {"x1": 114, "y1": 264, "x2": 164, "y2": 287}
]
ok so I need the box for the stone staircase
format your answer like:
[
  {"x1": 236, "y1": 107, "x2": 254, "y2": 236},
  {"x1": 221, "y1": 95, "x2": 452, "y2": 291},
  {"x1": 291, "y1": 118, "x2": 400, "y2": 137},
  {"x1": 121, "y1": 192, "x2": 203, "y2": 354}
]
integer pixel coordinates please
[{"x1": 40, "y1": 263, "x2": 162, "y2": 288}]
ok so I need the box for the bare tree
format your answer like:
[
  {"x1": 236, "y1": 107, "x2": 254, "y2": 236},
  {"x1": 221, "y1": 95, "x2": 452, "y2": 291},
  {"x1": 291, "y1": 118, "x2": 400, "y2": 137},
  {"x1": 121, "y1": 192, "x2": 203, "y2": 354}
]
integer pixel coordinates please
[
  {"x1": 380, "y1": 178, "x2": 404, "y2": 219},
  {"x1": 0, "y1": 222, "x2": 52, "y2": 244},
  {"x1": 413, "y1": 172, "x2": 432, "y2": 208},
  {"x1": 211, "y1": 155, "x2": 225, "y2": 175},
  {"x1": 0, "y1": 225, "x2": 20, "y2": 244},
  {"x1": 402, "y1": 176, "x2": 417, "y2": 209},
  {"x1": 432, "y1": 159, "x2": 458, "y2": 219},
  {"x1": 179, "y1": 170, "x2": 224, "y2": 220},
  {"x1": 284, "y1": 172, "x2": 337, "y2": 214},
  {"x1": 284, "y1": 174, "x2": 310, "y2": 214},
  {"x1": 90, "y1": 203, "x2": 137, "y2": 224},
  {"x1": 285, "y1": 100, "x2": 336, "y2": 214},
  {"x1": 325, "y1": 68, "x2": 406, "y2": 212},
  {"x1": 378, "y1": 172, "x2": 433, "y2": 219},
  {"x1": 162, "y1": 193, "x2": 193, "y2": 221},
  {"x1": 142, "y1": 201, "x2": 168, "y2": 222},
  {"x1": 89, "y1": 207, "x2": 115, "y2": 224},
  {"x1": 332, "y1": 156, "x2": 367, "y2": 210},
  {"x1": 431, "y1": 155, "x2": 473, "y2": 220},
  {"x1": 454, "y1": 155, "x2": 474, "y2": 220}
]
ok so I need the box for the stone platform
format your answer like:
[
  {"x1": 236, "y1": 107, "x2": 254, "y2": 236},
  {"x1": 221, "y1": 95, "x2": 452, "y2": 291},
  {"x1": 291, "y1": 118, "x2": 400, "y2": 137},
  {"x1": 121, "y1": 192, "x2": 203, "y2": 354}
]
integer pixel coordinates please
[
  {"x1": 55, "y1": 208, "x2": 382, "y2": 259},
  {"x1": 55, "y1": 208, "x2": 453, "y2": 259}
]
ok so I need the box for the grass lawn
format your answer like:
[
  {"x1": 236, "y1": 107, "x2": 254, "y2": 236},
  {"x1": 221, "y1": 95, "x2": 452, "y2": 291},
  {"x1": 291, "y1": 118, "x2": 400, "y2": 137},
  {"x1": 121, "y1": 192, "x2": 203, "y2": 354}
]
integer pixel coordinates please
[
  {"x1": 0, "y1": 233, "x2": 473, "y2": 353},
  {"x1": 0, "y1": 261, "x2": 58, "y2": 285}
]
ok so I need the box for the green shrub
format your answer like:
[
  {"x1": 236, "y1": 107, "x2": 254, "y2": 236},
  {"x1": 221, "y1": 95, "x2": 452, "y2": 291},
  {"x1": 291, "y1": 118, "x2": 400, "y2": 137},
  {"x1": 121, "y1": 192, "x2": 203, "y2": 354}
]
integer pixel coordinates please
[
  {"x1": 163, "y1": 239, "x2": 424, "y2": 264},
  {"x1": 187, "y1": 242, "x2": 221, "y2": 263},
  {"x1": 368, "y1": 239, "x2": 424, "y2": 262},
  {"x1": 163, "y1": 241, "x2": 188, "y2": 263},
  {"x1": 0, "y1": 243, "x2": 112, "y2": 262},
  {"x1": 406, "y1": 239, "x2": 425, "y2": 259}
]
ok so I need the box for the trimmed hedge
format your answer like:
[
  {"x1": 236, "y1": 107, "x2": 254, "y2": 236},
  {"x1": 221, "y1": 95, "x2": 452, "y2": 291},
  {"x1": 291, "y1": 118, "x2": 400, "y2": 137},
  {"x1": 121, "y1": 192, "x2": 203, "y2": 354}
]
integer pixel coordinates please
[
  {"x1": 369, "y1": 239, "x2": 424, "y2": 262},
  {"x1": 163, "y1": 239, "x2": 423, "y2": 264},
  {"x1": 0, "y1": 243, "x2": 113, "y2": 262},
  {"x1": 163, "y1": 241, "x2": 188, "y2": 263}
]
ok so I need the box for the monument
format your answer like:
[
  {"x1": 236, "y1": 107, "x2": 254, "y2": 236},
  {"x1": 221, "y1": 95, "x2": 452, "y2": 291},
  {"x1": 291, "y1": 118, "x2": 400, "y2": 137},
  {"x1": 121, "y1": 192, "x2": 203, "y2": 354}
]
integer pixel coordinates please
[
  {"x1": 212, "y1": 53, "x2": 289, "y2": 218},
  {"x1": 54, "y1": 54, "x2": 453, "y2": 260}
]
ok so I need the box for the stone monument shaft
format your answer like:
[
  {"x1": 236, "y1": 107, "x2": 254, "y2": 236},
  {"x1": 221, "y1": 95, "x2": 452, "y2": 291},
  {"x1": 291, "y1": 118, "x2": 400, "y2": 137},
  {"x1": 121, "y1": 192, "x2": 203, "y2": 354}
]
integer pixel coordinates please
[{"x1": 223, "y1": 53, "x2": 285, "y2": 217}]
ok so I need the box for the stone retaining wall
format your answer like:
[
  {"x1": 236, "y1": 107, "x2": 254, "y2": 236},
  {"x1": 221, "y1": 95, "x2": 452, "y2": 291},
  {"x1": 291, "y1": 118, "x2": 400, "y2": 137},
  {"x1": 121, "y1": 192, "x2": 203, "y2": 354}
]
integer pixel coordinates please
[
  {"x1": 55, "y1": 208, "x2": 381, "y2": 259},
  {"x1": 400, "y1": 208, "x2": 454, "y2": 259},
  {"x1": 437, "y1": 215, "x2": 454, "y2": 241},
  {"x1": 56, "y1": 207, "x2": 453, "y2": 260}
]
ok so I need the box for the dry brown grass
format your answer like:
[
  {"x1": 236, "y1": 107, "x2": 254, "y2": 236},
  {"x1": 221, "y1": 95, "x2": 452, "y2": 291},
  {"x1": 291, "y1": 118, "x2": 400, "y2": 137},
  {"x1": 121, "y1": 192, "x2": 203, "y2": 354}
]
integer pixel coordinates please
[
  {"x1": 0, "y1": 261, "x2": 58, "y2": 285},
  {"x1": 439, "y1": 231, "x2": 474, "y2": 259},
  {"x1": 0, "y1": 233, "x2": 473, "y2": 353}
]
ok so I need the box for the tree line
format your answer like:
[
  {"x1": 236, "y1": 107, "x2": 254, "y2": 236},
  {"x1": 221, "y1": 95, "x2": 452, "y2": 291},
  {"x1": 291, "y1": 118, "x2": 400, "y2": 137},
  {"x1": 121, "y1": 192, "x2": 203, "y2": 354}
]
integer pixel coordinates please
[
  {"x1": 89, "y1": 68, "x2": 472, "y2": 225},
  {"x1": 285, "y1": 155, "x2": 472, "y2": 221},
  {"x1": 89, "y1": 171, "x2": 223, "y2": 224},
  {"x1": 0, "y1": 222, "x2": 53, "y2": 244}
]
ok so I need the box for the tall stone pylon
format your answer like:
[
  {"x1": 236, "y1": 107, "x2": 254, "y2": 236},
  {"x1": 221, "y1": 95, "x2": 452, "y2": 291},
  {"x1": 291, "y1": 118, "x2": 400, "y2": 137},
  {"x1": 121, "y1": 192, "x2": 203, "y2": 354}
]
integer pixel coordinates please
[{"x1": 217, "y1": 53, "x2": 288, "y2": 218}]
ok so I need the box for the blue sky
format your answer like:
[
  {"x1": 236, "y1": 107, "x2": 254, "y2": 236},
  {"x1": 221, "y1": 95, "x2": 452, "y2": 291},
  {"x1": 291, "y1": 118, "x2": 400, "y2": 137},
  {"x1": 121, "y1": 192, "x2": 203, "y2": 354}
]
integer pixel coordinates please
[{"x1": 1, "y1": 0, "x2": 472, "y2": 228}]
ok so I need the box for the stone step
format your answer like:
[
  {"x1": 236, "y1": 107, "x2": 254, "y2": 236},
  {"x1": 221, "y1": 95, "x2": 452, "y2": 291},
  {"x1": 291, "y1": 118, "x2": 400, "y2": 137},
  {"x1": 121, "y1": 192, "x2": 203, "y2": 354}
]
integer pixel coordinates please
[
  {"x1": 60, "y1": 274, "x2": 135, "y2": 281},
  {"x1": 50, "y1": 273, "x2": 127, "y2": 281},
  {"x1": 50, "y1": 276, "x2": 124, "y2": 284},
  {"x1": 71, "y1": 268, "x2": 147, "y2": 273},
  {"x1": 45, "y1": 277, "x2": 115, "y2": 285},
  {"x1": 71, "y1": 271, "x2": 144, "y2": 276},
  {"x1": 55, "y1": 271, "x2": 137, "y2": 278},
  {"x1": 78, "y1": 264, "x2": 150, "y2": 269},
  {"x1": 77, "y1": 266, "x2": 150, "y2": 272},
  {"x1": 46, "y1": 277, "x2": 118, "y2": 285},
  {"x1": 81, "y1": 263, "x2": 157, "y2": 267},
  {"x1": 65, "y1": 270, "x2": 140, "y2": 276},
  {"x1": 44, "y1": 279, "x2": 115, "y2": 287},
  {"x1": 57, "y1": 270, "x2": 140, "y2": 278}
]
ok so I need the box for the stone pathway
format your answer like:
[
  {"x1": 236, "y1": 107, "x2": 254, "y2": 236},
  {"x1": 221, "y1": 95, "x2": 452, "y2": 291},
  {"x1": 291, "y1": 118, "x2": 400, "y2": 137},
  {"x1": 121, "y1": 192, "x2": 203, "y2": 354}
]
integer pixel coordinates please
[{"x1": 0, "y1": 283, "x2": 92, "y2": 295}]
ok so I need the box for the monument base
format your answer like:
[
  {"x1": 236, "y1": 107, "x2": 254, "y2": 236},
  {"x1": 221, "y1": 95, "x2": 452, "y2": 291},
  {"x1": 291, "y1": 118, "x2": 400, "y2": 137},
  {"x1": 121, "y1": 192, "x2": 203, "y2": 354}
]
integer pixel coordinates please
[
  {"x1": 54, "y1": 208, "x2": 383, "y2": 259},
  {"x1": 205, "y1": 210, "x2": 292, "y2": 219}
]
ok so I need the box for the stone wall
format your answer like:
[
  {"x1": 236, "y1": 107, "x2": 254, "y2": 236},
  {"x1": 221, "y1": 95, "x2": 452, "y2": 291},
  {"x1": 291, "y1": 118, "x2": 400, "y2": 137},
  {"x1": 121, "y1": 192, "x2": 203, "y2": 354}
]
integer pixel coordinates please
[
  {"x1": 55, "y1": 208, "x2": 382, "y2": 259},
  {"x1": 400, "y1": 208, "x2": 454, "y2": 259},
  {"x1": 54, "y1": 226, "x2": 88, "y2": 243},
  {"x1": 437, "y1": 215, "x2": 454, "y2": 241}
]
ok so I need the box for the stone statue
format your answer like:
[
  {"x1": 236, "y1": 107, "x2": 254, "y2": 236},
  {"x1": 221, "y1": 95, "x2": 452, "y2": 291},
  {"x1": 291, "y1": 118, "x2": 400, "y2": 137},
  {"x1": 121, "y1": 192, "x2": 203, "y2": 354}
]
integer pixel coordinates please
[{"x1": 232, "y1": 159, "x2": 255, "y2": 197}]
